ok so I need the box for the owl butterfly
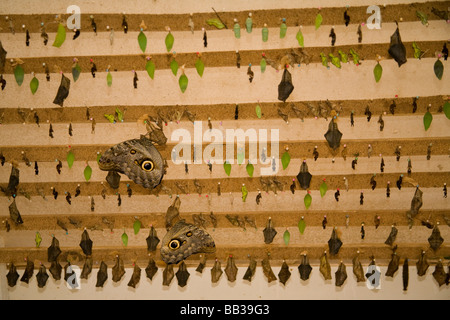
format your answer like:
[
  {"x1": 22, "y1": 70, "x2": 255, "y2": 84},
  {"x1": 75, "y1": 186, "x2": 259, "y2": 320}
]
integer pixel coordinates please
[
  {"x1": 98, "y1": 135, "x2": 165, "y2": 189},
  {"x1": 160, "y1": 220, "x2": 216, "y2": 264}
]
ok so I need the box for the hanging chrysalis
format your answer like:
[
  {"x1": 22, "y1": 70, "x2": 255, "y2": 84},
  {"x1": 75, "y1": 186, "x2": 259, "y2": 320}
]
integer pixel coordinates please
[
  {"x1": 416, "y1": 251, "x2": 429, "y2": 276},
  {"x1": 35, "y1": 232, "x2": 42, "y2": 248},
  {"x1": 352, "y1": 252, "x2": 365, "y2": 282},
  {"x1": 138, "y1": 28, "x2": 147, "y2": 53},
  {"x1": 304, "y1": 191, "x2": 312, "y2": 210},
  {"x1": 195, "y1": 52, "x2": 205, "y2": 77},
  {"x1": 9, "y1": 198, "x2": 23, "y2": 225},
  {"x1": 335, "y1": 262, "x2": 347, "y2": 287},
  {"x1": 260, "y1": 53, "x2": 267, "y2": 73},
  {"x1": 324, "y1": 118, "x2": 343, "y2": 150},
  {"x1": 80, "y1": 256, "x2": 93, "y2": 279},
  {"x1": 79, "y1": 229, "x2": 93, "y2": 256},
  {"x1": 47, "y1": 236, "x2": 62, "y2": 262},
  {"x1": 127, "y1": 263, "x2": 141, "y2": 288},
  {"x1": 315, "y1": 10, "x2": 323, "y2": 30},
  {"x1": 225, "y1": 255, "x2": 238, "y2": 282},
  {"x1": 241, "y1": 184, "x2": 248, "y2": 202},
  {"x1": 407, "y1": 186, "x2": 423, "y2": 227},
  {"x1": 36, "y1": 265, "x2": 49, "y2": 288},
  {"x1": 145, "y1": 56, "x2": 155, "y2": 80},
  {"x1": 278, "y1": 261, "x2": 291, "y2": 285},
  {"x1": 344, "y1": 8, "x2": 350, "y2": 26},
  {"x1": 170, "y1": 52, "x2": 179, "y2": 76},
  {"x1": 7, "y1": 263, "x2": 20, "y2": 287},
  {"x1": 106, "y1": 67, "x2": 112, "y2": 87},
  {"x1": 402, "y1": 259, "x2": 409, "y2": 291},
  {"x1": 283, "y1": 229, "x2": 290, "y2": 245},
  {"x1": 49, "y1": 260, "x2": 62, "y2": 281},
  {"x1": 112, "y1": 255, "x2": 125, "y2": 282},
  {"x1": 262, "y1": 24, "x2": 269, "y2": 42},
  {"x1": 328, "y1": 227, "x2": 343, "y2": 255},
  {"x1": 319, "y1": 251, "x2": 332, "y2": 280},
  {"x1": 53, "y1": 73, "x2": 70, "y2": 107},
  {"x1": 263, "y1": 217, "x2": 277, "y2": 244},
  {"x1": 145, "y1": 258, "x2": 158, "y2": 281},
  {"x1": 233, "y1": 19, "x2": 241, "y2": 38},
  {"x1": 297, "y1": 160, "x2": 312, "y2": 189},
  {"x1": 246, "y1": 13, "x2": 253, "y2": 33},
  {"x1": 165, "y1": 27, "x2": 174, "y2": 52},
  {"x1": 428, "y1": 224, "x2": 444, "y2": 252},
  {"x1": 278, "y1": 67, "x2": 294, "y2": 102},
  {"x1": 64, "y1": 261, "x2": 80, "y2": 289},
  {"x1": 179, "y1": 65, "x2": 188, "y2": 93},
  {"x1": 298, "y1": 254, "x2": 312, "y2": 281},
  {"x1": 388, "y1": 22, "x2": 407, "y2": 67},
  {"x1": 243, "y1": 256, "x2": 257, "y2": 282},
  {"x1": 20, "y1": 259, "x2": 34, "y2": 284},
  {"x1": 262, "y1": 254, "x2": 277, "y2": 283},
  {"x1": 96, "y1": 261, "x2": 108, "y2": 288},
  {"x1": 281, "y1": 147, "x2": 291, "y2": 170},
  {"x1": 385, "y1": 247, "x2": 400, "y2": 277},
  {"x1": 279, "y1": 18, "x2": 287, "y2": 38},
  {"x1": 30, "y1": 72, "x2": 39, "y2": 94},
  {"x1": 211, "y1": 259, "x2": 223, "y2": 283},
  {"x1": 385, "y1": 225, "x2": 398, "y2": 247},
  {"x1": 176, "y1": 261, "x2": 190, "y2": 287},
  {"x1": 71, "y1": 58, "x2": 81, "y2": 82},
  {"x1": 146, "y1": 225, "x2": 160, "y2": 252},
  {"x1": 53, "y1": 23, "x2": 66, "y2": 48},
  {"x1": 432, "y1": 260, "x2": 447, "y2": 287},
  {"x1": 196, "y1": 255, "x2": 207, "y2": 274}
]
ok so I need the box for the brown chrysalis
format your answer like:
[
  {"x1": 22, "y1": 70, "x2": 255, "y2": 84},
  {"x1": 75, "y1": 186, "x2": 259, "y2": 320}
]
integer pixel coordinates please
[
  {"x1": 145, "y1": 258, "x2": 158, "y2": 281},
  {"x1": 416, "y1": 251, "x2": 429, "y2": 277},
  {"x1": 243, "y1": 256, "x2": 257, "y2": 282},
  {"x1": 263, "y1": 218, "x2": 277, "y2": 244},
  {"x1": 298, "y1": 254, "x2": 313, "y2": 281},
  {"x1": 225, "y1": 255, "x2": 238, "y2": 282},
  {"x1": 6, "y1": 263, "x2": 20, "y2": 287},
  {"x1": 319, "y1": 251, "x2": 332, "y2": 281},
  {"x1": 146, "y1": 225, "x2": 160, "y2": 252},
  {"x1": 335, "y1": 262, "x2": 347, "y2": 287},
  {"x1": 96, "y1": 261, "x2": 108, "y2": 288},
  {"x1": 127, "y1": 263, "x2": 142, "y2": 288},
  {"x1": 278, "y1": 261, "x2": 291, "y2": 285},
  {"x1": 36, "y1": 265, "x2": 49, "y2": 288},
  {"x1": 328, "y1": 227, "x2": 343, "y2": 256},
  {"x1": 79, "y1": 229, "x2": 93, "y2": 256},
  {"x1": 47, "y1": 236, "x2": 62, "y2": 262},
  {"x1": 163, "y1": 263, "x2": 174, "y2": 286},
  {"x1": 210, "y1": 259, "x2": 223, "y2": 284},
  {"x1": 175, "y1": 261, "x2": 190, "y2": 287},
  {"x1": 262, "y1": 255, "x2": 277, "y2": 283},
  {"x1": 112, "y1": 256, "x2": 125, "y2": 282}
]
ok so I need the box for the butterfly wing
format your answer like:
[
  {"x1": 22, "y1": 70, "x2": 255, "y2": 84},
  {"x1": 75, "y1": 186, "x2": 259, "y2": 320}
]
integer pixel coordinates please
[{"x1": 160, "y1": 220, "x2": 216, "y2": 264}]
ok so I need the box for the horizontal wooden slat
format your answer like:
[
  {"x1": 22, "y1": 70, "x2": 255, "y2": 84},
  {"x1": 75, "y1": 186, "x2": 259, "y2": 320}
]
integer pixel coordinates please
[
  {"x1": 3, "y1": 224, "x2": 449, "y2": 248},
  {"x1": 1, "y1": 22, "x2": 448, "y2": 60},
  {"x1": 0, "y1": 1, "x2": 447, "y2": 26},
  {"x1": 1, "y1": 209, "x2": 449, "y2": 232},
  {"x1": 1, "y1": 115, "x2": 449, "y2": 147},
  {"x1": 1, "y1": 60, "x2": 448, "y2": 109},
  {"x1": 0, "y1": 95, "x2": 448, "y2": 125},
  {"x1": 1, "y1": 243, "x2": 448, "y2": 267},
  {"x1": 1, "y1": 188, "x2": 448, "y2": 217},
  {"x1": 1, "y1": 156, "x2": 448, "y2": 184}
]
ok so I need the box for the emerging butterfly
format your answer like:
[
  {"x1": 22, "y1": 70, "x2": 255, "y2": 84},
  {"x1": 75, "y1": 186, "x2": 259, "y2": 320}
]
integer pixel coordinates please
[
  {"x1": 98, "y1": 135, "x2": 165, "y2": 189},
  {"x1": 161, "y1": 220, "x2": 216, "y2": 264}
]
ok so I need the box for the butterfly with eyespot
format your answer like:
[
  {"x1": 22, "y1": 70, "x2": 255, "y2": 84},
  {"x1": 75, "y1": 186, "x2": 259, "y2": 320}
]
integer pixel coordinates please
[
  {"x1": 161, "y1": 220, "x2": 216, "y2": 264},
  {"x1": 98, "y1": 135, "x2": 164, "y2": 189}
]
